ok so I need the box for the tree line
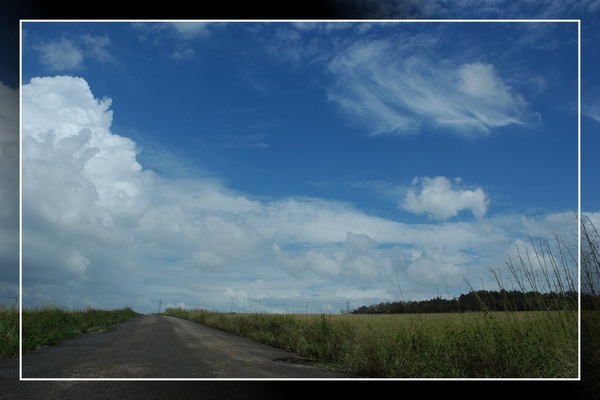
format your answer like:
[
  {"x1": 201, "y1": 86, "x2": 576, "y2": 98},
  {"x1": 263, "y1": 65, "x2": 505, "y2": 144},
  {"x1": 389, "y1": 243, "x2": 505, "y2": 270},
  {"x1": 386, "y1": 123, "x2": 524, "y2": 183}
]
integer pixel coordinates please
[{"x1": 345, "y1": 289, "x2": 583, "y2": 314}]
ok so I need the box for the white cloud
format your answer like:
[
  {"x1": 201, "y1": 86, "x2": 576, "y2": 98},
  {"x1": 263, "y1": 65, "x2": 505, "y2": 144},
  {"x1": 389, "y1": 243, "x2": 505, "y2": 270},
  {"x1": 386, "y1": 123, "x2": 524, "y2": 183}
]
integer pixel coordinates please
[
  {"x1": 81, "y1": 34, "x2": 113, "y2": 63},
  {"x1": 0, "y1": 82, "x2": 19, "y2": 304},
  {"x1": 170, "y1": 48, "x2": 196, "y2": 62},
  {"x1": 0, "y1": 83, "x2": 18, "y2": 141},
  {"x1": 405, "y1": 249, "x2": 465, "y2": 287},
  {"x1": 584, "y1": 99, "x2": 600, "y2": 123},
  {"x1": 66, "y1": 250, "x2": 91, "y2": 275},
  {"x1": 129, "y1": 22, "x2": 216, "y2": 62},
  {"x1": 32, "y1": 34, "x2": 113, "y2": 72},
  {"x1": 401, "y1": 176, "x2": 489, "y2": 220},
  {"x1": 36, "y1": 37, "x2": 84, "y2": 71},
  {"x1": 22, "y1": 76, "x2": 113, "y2": 138},
  {"x1": 168, "y1": 22, "x2": 211, "y2": 40},
  {"x1": 456, "y1": 63, "x2": 521, "y2": 109},
  {"x1": 327, "y1": 39, "x2": 534, "y2": 136},
  {"x1": 20, "y1": 76, "x2": 577, "y2": 314}
]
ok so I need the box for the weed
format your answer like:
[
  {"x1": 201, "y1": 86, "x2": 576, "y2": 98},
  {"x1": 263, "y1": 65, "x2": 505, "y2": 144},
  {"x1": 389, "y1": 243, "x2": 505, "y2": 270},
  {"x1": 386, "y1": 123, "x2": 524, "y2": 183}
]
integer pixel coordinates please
[
  {"x1": 16, "y1": 307, "x2": 140, "y2": 355},
  {"x1": 0, "y1": 300, "x2": 19, "y2": 358}
]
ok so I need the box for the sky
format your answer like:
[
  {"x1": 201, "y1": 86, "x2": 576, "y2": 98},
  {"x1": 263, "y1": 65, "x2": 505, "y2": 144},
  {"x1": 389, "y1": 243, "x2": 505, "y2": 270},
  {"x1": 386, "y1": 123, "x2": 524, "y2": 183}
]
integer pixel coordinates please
[{"x1": 0, "y1": 2, "x2": 598, "y2": 315}]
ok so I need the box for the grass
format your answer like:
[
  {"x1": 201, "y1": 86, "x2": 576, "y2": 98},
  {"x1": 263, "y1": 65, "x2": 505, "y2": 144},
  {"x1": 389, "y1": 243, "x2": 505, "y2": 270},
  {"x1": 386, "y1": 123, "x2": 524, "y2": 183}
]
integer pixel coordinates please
[
  {"x1": 166, "y1": 219, "x2": 589, "y2": 379},
  {"x1": 0, "y1": 300, "x2": 19, "y2": 359},
  {"x1": 0, "y1": 306, "x2": 140, "y2": 359},
  {"x1": 581, "y1": 216, "x2": 600, "y2": 394},
  {"x1": 165, "y1": 307, "x2": 577, "y2": 378},
  {"x1": 0, "y1": 218, "x2": 597, "y2": 384}
]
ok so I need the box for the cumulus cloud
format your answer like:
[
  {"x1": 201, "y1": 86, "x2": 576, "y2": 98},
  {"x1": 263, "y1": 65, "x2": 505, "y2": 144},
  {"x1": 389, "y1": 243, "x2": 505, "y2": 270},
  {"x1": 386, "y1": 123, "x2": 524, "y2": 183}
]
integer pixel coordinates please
[
  {"x1": 0, "y1": 82, "x2": 19, "y2": 304},
  {"x1": 20, "y1": 75, "x2": 575, "y2": 314},
  {"x1": 327, "y1": 39, "x2": 534, "y2": 136},
  {"x1": 21, "y1": 76, "x2": 270, "y2": 309},
  {"x1": 405, "y1": 249, "x2": 465, "y2": 287},
  {"x1": 401, "y1": 176, "x2": 489, "y2": 220}
]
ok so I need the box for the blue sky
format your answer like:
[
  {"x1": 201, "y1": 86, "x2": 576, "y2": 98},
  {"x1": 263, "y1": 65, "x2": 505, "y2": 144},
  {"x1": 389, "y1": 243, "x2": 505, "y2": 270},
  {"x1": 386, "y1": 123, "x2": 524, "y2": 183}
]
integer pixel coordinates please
[{"x1": 0, "y1": 3, "x2": 596, "y2": 315}]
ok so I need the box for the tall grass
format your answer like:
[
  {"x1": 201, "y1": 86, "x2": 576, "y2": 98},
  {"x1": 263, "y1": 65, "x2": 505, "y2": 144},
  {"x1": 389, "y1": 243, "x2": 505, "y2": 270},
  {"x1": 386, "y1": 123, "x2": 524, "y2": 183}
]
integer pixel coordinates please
[
  {"x1": 581, "y1": 216, "x2": 600, "y2": 394},
  {"x1": 21, "y1": 307, "x2": 140, "y2": 354},
  {"x1": 166, "y1": 223, "x2": 586, "y2": 379},
  {"x1": 0, "y1": 306, "x2": 140, "y2": 359},
  {"x1": 0, "y1": 300, "x2": 19, "y2": 359},
  {"x1": 165, "y1": 307, "x2": 576, "y2": 378}
]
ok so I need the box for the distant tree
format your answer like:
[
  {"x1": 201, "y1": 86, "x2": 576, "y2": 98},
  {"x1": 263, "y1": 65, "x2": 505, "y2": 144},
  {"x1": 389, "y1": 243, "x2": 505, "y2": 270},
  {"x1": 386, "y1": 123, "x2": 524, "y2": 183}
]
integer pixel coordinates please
[{"x1": 349, "y1": 288, "x2": 582, "y2": 314}]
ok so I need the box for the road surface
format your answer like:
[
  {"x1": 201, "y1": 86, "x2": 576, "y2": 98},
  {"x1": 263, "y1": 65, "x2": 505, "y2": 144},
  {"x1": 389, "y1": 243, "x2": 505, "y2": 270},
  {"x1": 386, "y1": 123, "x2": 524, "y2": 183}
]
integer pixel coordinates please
[{"x1": 0, "y1": 314, "x2": 356, "y2": 399}]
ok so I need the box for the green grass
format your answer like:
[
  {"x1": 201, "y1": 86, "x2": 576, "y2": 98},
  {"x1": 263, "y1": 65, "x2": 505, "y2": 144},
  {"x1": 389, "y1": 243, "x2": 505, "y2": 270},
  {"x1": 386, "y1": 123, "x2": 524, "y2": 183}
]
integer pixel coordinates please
[
  {"x1": 0, "y1": 306, "x2": 140, "y2": 359},
  {"x1": 581, "y1": 216, "x2": 600, "y2": 394},
  {"x1": 165, "y1": 307, "x2": 577, "y2": 378},
  {"x1": 166, "y1": 220, "x2": 587, "y2": 379},
  {"x1": 0, "y1": 301, "x2": 19, "y2": 359}
]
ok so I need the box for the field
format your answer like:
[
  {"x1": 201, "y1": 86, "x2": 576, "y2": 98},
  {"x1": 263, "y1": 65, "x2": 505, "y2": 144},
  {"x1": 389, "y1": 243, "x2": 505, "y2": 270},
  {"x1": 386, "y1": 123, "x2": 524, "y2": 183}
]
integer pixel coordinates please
[
  {"x1": 0, "y1": 218, "x2": 597, "y2": 386},
  {"x1": 165, "y1": 307, "x2": 578, "y2": 378},
  {"x1": 164, "y1": 218, "x2": 597, "y2": 379}
]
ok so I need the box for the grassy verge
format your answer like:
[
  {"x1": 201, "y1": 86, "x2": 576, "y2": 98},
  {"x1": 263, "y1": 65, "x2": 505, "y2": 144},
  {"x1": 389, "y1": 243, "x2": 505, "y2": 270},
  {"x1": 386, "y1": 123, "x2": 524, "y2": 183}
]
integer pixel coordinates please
[
  {"x1": 581, "y1": 216, "x2": 600, "y2": 394},
  {"x1": 166, "y1": 221, "x2": 587, "y2": 379},
  {"x1": 0, "y1": 301, "x2": 19, "y2": 359},
  {"x1": 165, "y1": 307, "x2": 576, "y2": 378},
  {"x1": 0, "y1": 306, "x2": 140, "y2": 359}
]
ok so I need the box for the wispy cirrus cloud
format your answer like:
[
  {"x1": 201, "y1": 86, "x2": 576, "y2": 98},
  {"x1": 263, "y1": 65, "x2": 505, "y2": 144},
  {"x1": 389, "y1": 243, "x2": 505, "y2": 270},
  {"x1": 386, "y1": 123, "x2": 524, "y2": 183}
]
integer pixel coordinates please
[
  {"x1": 35, "y1": 37, "x2": 84, "y2": 71},
  {"x1": 327, "y1": 38, "x2": 536, "y2": 136},
  {"x1": 132, "y1": 22, "x2": 215, "y2": 62},
  {"x1": 584, "y1": 99, "x2": 600, "y2": 123},
  {"x1": 31, "y1": 34, "x2": 113, "y2": 72},
  {"x1": 168, "y1": 22, "x2": 212, "y2": 40}
]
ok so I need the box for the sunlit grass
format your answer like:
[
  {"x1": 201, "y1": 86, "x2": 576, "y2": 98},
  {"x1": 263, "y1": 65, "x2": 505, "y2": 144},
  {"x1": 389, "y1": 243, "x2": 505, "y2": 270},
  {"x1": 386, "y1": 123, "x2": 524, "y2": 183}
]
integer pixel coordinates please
[
  {"x1": 166, "y1": 307, "x2": 576, "y2": 378},
  {"x1": 166, "y1": 221, "x2": 586, "y2": 379}
]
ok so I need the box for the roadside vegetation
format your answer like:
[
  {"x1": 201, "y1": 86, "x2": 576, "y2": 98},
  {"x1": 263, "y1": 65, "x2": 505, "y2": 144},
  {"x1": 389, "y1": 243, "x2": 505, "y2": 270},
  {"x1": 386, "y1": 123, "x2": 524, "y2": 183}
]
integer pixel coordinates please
[
  {"x1": 581, "y1": 216, "x2": 600, "y2": 393},
  {"x1": 166, "y1": 218, "x2": 599, "y2": 380},
  {"x1": 0, "y1": 306, "x2": 140, "y2": 359},
  {"x1": 1, "y1": 218, "x2": 597, "y2": 384},
  {"x1": 0, "y1": 300, "x2": 18, "y2": 359},
  {"x1": 166, "y1": 307, "x2": 576, "y2": 378}
]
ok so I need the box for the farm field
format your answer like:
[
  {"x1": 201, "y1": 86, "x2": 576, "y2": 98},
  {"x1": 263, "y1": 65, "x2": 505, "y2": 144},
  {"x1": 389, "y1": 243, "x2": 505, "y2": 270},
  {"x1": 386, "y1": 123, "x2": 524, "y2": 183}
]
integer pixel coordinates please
[{"x1": 165, "y1": 307, "x2": 578, "y2": 378}]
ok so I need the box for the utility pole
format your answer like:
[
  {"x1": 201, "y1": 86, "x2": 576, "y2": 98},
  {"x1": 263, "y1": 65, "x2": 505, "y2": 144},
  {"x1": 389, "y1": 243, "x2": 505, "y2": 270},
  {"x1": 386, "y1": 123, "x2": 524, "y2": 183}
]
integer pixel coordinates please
[
  {"x1": 158, "y1": 299, "x2": 162, "y2": 314},
  {"x1": 396, "y1": 274, "x2": 405, "y2": 302}
]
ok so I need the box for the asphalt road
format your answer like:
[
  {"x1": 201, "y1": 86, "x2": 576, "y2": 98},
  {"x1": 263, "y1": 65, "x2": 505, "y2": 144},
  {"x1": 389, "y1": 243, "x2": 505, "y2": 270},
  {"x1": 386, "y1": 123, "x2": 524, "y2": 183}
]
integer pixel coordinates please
[
  {"x1": 0, "y1": 314, "x2": 356, "y2": 399},
  {"x1": 1, "y1": 315, "x2": 586, "y2": 398}
]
